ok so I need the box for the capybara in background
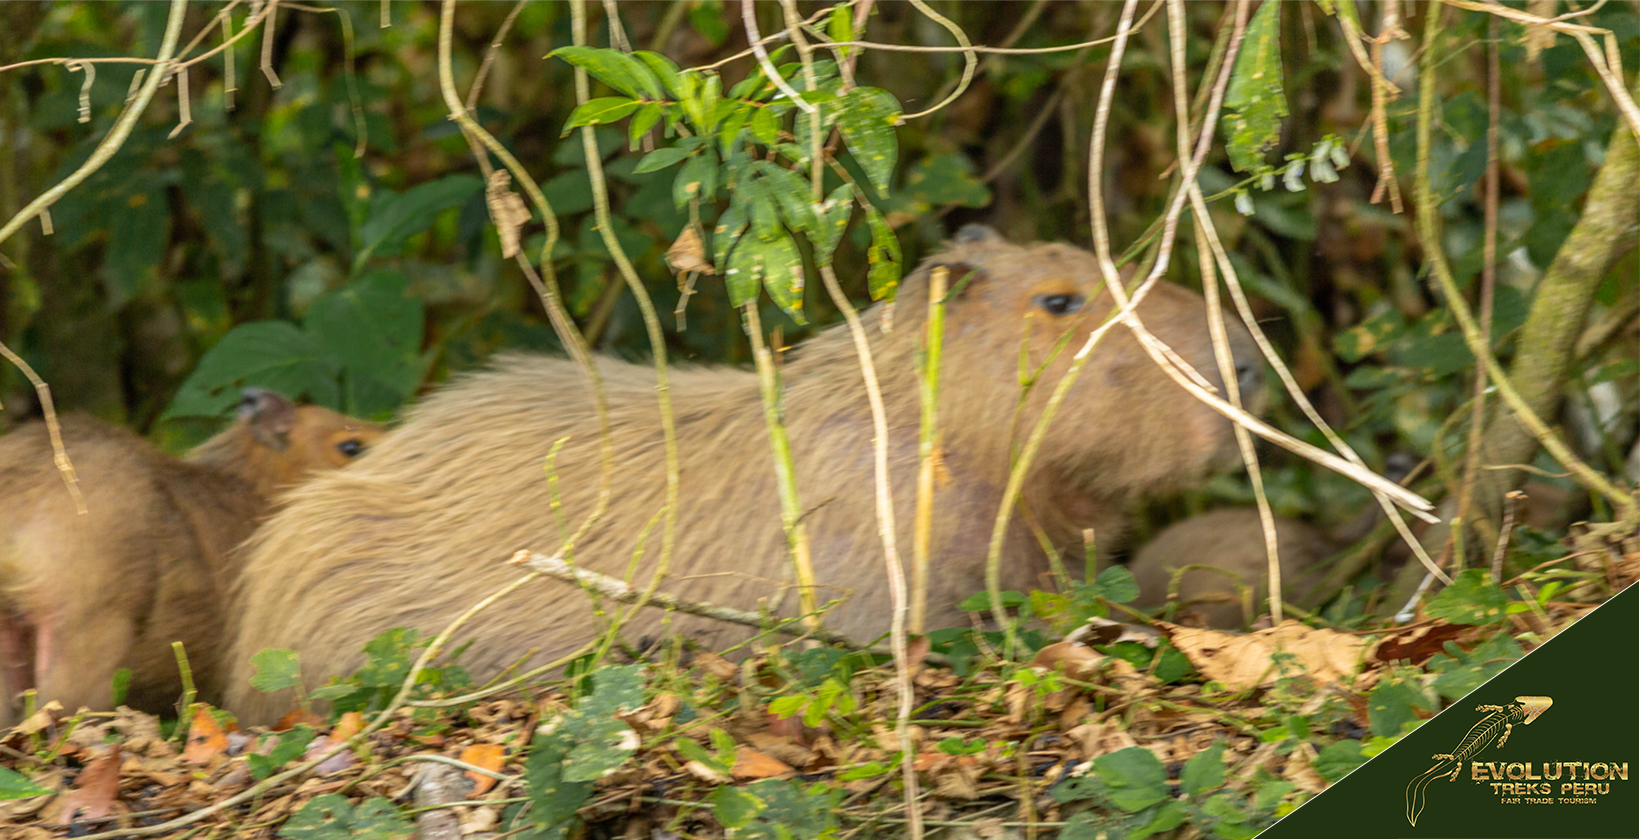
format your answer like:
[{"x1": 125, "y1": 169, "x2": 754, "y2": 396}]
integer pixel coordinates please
[
  {"x1": 1128, "y1": 508, "x2": 1337, "y2": 629},
  {"x1": 226, "y1": 226, "x2": 1264, "y2": 722},
  {"x1": 0, "y1": 390, "x2": 380, "y2": 725}
]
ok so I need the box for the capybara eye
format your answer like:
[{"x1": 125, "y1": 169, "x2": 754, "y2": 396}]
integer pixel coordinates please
[
  {"x1": 1036, "y1": 293, "x2": 1084, "y2": 315},
  {"x1": 336, "y1": 439, "x2": 364, "y2": 458}
]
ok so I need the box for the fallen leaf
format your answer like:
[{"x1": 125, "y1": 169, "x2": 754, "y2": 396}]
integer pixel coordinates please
[
  {"x1": 665, "y1": 226, "x2": 714, "y2": 275},
  {"x1": 1283, "y1": 742, "x2": 1328, "y2": 793},
  {"x1": 329, "y1": 711, "x2": 368, "y2": 744},
  {"x1": 274, "y1": 708, "x2": 325, "y2": 732},
  {"x1": 683, "y1": 759, "x2": 730, "y2": 784},
  {"x1": 1161, "y1": 620, "x2": 1370, "y2": 691},
  {"x1": 731, "y1": 747, "x2": 792, "y2": 779},
  {"x1": 181, "y1": 709, "x2": 228, "y2": 766},
  {"x1": 1031, "y1": 641, "x2": 1103, "y2": 681},
  {"x1": 460, "y1": 744, "x2": 506, "y2": 794},
  {"x1": 1373, "y1": 623, "x2": 1466, "y2": 665},
  {"x1": 15, "y1": 701, "x2": 64, "y2": 736},
  {"x1": 58, "y1": 745, "x2": 121, "y2": 826}
]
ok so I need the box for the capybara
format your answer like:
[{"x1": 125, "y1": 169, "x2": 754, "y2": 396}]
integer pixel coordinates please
[
  {"x1": 0, "y1": 390, "x2": 381, "y2": 725},
  {"x1": 225, "y1": 226, "x2": 1264, "y2": 722},
  {"x1": 1128, "y1": 508, "x2": 1337, "y2": 628}
]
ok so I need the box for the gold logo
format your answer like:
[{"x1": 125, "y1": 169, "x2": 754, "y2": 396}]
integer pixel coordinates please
[{"x1": 1405, "y1": 695, "x2": 1554, "y2": 826}]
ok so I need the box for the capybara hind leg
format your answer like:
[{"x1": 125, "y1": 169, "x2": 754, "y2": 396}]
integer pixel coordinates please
[{"x1": 33, "y1": 613, "x2": 143, "y2": 717}]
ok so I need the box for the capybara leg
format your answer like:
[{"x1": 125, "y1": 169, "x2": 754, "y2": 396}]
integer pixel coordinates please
[{"x1": 33, "y1": 612, "x2": 141, "y2": 717}]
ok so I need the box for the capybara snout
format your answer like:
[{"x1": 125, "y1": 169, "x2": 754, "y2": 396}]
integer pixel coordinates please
[
  {"x1": 225, "y1": 228, "x2": 1263, "y2": 723},
  {"x1": 0, "y1": 390, "x2": 381, "y2": 725}
]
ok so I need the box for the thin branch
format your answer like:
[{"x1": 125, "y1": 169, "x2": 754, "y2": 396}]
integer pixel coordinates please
[
  {"x1": 0, "y1": 342, "x2": 85, "y2": 514},
  {"x1": 742, "y1": 0, "x2": 816, "y2": 114},
  {"x1": 900, "y1": 0, "x2": 975, "y2": 120}
]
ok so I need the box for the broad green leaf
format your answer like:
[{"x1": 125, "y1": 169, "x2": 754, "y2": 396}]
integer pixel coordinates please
[
  {"x1": 559, "y1": 665, "x2": 645, "y2": 783},
  {"x1": 548, "y1": 46, "x2": 663, "y2": 99},
  {"x1": 713, "y1": 199, "x2": 750, "y2": 273},
  {"x1": 673, "y1": 738, "x2": 728, "y2": 773},
  {"x1": 711, "y1": 786, "x2": 765, "y2": 829},
  {"x1": 304, "y1": 271, "x2": 425, "y2": 418},
  {"x1": 356, "y1": 628, "x2": 421, "y2": 689},
  {"x1": 1134, "y1": 800, "x2": 1189, "y2": 840},
  {"x1": 628, "y1": 103, "x2": 663, "y2": 149},
  {"x1": 755, "y1": 161, "x2": 817, "y2": 238},
  {"x1": 562, "y1": 97, "x2": 641, "y2": 134},
  {"x1": 523, "y1": 730, "x2": 592, "y2": 840},
  {"x1": 738, "y1": 779, "x2": 841, "y2": 840},
  {"x1": 1368, "y1": 678, "x2": 1433, "y2": 738},
  {"x1": 717, "y1": 102, "x2": 754, "y2": 155},
  {"x1": 759, "y1": 231, "x2": 807, "y2": 325},
  {"x1": 163, "y1": 321, "x2": 339, "y2": 420},
  {"x1": 1091, "y1": 746, "x2": 1170, "y2": 812},
  {"x1": 673, "y1": 149, "x2": 719, "y2": 209},
  {"x1": 810, "y1": 184, "x2": 854, "y2": 260},
  {"x1": 1312, "y1": 739, "x2": 1366, "y2": 782},
  {"x1": 1222, "y1": 0, "x2": 1287, "y2": 173},
  {"x1": 354, "y1": 174, "x2": 483, "y2": 269},
  {"x1": 249, "y1": 648, "x2": 303, "y2": 693},
  {"x1": 1426, "y1": 568, "x2": 1510, "y2": 626},
  {"x1": 836, "y1": 87, "x2": 902, "y2": 194},
  {"x1": 751, "y1": 106, "x2": 780, "y2": 146},
  {"x1": 249, "y1": 725, "x2": 315, "y2": 780},
  {"x1": 863, "y1": 202, "x2": 902, "y2": 301},
  {"x1": 725, "y1": 233, "x2": 766, "y2": 308},
  {"x1": 1181, "y1": 741, "x2": 1226, "y2": 796},
  {"x1": 278, "y1": 794, "x2": 412, "y2": 840},
  {"x1": 632, "y1": 50, "x2": 683, "y2": 98},
  {"x1": 904, "y1": 153, "x2": 990, "y2": 207},
  {"x1": 678, "y1": 70, "x2": 723, "y2": 134},
  {"x1": 1095, "y1": 565, "x2": 1140, "y2": 604},
  {"x1": 0, "y1": 766, "x2": 52, "y2": 800},
  {"x1": 635, "y1": 142, "x2": 700, "y2": 174},
  {"x1": 828, "y1": 4, "x2": 854, "y2": 58}
]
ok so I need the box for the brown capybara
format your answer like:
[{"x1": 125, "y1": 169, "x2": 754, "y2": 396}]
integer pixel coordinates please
[
  {"x1": 225, "y1": 225, "x2": 1264, "y2": 723},
  {"x1": 0, "y1": 390, "x2": 380, "y2": 725},
  {"x1": 1128, "y1": 508, "x2": 1337, "y2": 629}
]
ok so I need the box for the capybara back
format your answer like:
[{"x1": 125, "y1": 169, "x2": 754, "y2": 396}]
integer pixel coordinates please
[
  {"x1": 226, "y1": 227, "x2": 1263, "y2": 722},
  {"x1": 1128, "y1": 508, "x2": 1335, "y2": 628},
  {"x1": 0, "y1": 391, "x2": 380, "y2": 724}
]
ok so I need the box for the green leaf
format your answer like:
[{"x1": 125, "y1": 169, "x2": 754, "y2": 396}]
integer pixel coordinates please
[
  {"x1": 713, "y1": 199, "x2": 750, "y2": 273},
  {"x1": 632, "y1": 51, "x2": 684, "y2": 98},
  {"x1": 674, "y1": 738, "x2": 730, "y2": 774},
  {"x1": 751, "y1": 106, "x2": 781, "y2": 146},
  {"x1": 356, "y1": 628, "x2": 421, "y2": 689},
  {"x1": 810, "y1": 184, "x2": 854, "y2": 261},
  {"x1": 635, "y1": 141, "x2": 701, "y2": 174},
  {"x1": 1092, "y1": 747, "x2": 1170, "y2": 812},
  {"x1": 1222, "y1": 0, "x2": 1288, "y2": 173},
  {"x1": 249, "y1": 648, "x2": 303, "y2": 693},
  {"x1": 355, "y1": 174, "x2": 483, "y2": 269},
  {"x1": 904, "y1": 153, "x2": 990, "y2": 208},
  {"x1": 828, "y1": 4, "x2": 855, "y2": 57},
  {"x1": 673, "y1": 148, "x2": 719, "y2": 209},
  {"x1": 560, "y1": 665, "x2": 645, "y2": 783},
  {"x1": 1095, "y1": 565, "x2": 1140, "y2": 604},
  {"x1": 279, "y1": 794, "x2": 412, "y2": 840},
  {"x1": 862, "y1": 202, "x2": 902, "y2": 301},
  {"x1": 304, "y1": 271, "x2": 425, "y2": 418},
  {"x1": 958, "y1": 590, "x2": 1026, "y2": 611},
  {"x1": 717, "y1": 103, "x2": 755, "y2": 156},
  {"x1": 628, "y1": 103, "x2": 664, "y2": 149},
  {"x1": 678, "y1": 70, "x2": 722, "y2": 134},
  {"x1": 1134, "y1": 800, "x2": 1189, "y2": 840},
  {"x1": 1426, "y1": 568, "x2": 1510, "y2": 626},
  {"x1": 1312, "y1": 739, "x2": 1366, "y2": 783},
  {"x1": 768, "y1": 695, "x2": 807, "y2": 719},
  {"x1": 1368, "y1": 678, "x2": 1434, "y2": 738},
  {"x1": 563, "y1": 97, "x2": 641, "y2": 134},
  {"x1": 523, "y1": 730, "x2": 593, "y2": 840},
  {"x1": 0, "y1": 766, "x2": 53, "y2": 800},
  {"x1": 548, "y1": 46, "x2": 663, "y2": 99},
  {"x1": 249, "y1": 725, "x2": 315, "y2": 780},
  {"x1": 1181, "y1": 742, "x2": 1227, "y2": 795},
  {"x1": 163, "y1": 321, "x2": 339, "y2": 420},
  {"x1": 836, "y1": 87, "x2": 902, "y2": 194},
  {"x1": 712, "y1": 786, "x2": 765, "y2": 829}
]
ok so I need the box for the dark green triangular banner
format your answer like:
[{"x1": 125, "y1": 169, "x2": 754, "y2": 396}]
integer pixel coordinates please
[{"x1": 1262, "y1": 583, "x2": 1638, "y2": 839}]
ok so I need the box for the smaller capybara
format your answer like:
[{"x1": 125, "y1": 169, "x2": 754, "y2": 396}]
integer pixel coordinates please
[
  {"x1": 225, "y1": 225, "x2": 1266, "y2": 723},
  {"x1": 0, "y1": 390, "x2": 380, "y2": 725},
  {"x1": 1128, "y1": 508, "x2": 1337, "y2": 628}
]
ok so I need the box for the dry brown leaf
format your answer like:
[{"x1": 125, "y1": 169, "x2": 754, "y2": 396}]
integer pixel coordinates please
[
  {"x1": 58, "y1": 745, "x2": 121, "y2": 826},
  {"x1": 1283, "y1": 742, "x2": 1328, "y2": 793},
  {"x1": 683, "y1": 759, "x2": 731, "y2": 784},
  {"x1": 485, "y1": 170, "x2": 531, "y2": 259},
  {"x1": 693, "y1": 651, "x2": 738, "y2": 682},
  {"x1": 665, "y1": 226, "x2": 714, "y2": 275},
  {"x1": 181, "y1": 709, "x2": 228, "y2": 766},
  {"x1": 731, "y1": 747, "x2": 793, "y2": 779},
  {"x1": 328, "y1": 711, "x2": 367, "y2": 744},
  {"x1": 460, "y1": 744, "x2": 506, "y2": 794},
  {"x1": 1031, "y1": 641, "x2": 1104, "y2": 681},
  {"x1": 15, "y1": 701, "x2": 64, "y2": 736},
  {"x1": 274, "y1": 708, "x2": 325, "y2": 732},
  {"x1": 1373, "y1": 623, "x2": 1465, "y2": 665},
  {"x1": 1161, "y1": 620, "x2": 1369, "y2": 691},
  {"x1": 1064, "y1": 721, "x2": 1138, "y2": 759}
]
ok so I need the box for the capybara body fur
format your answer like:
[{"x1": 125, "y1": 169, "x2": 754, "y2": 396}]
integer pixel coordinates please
[
  {"x1": 226, "y1": 228, "x2": 1262, "y2": 722},
  {"x1": 0, "y1": 391, "x2": 379, "y2": 724},
  {"x1": 1129, "y1": 508, "x2": 1336, "y2": 629}
]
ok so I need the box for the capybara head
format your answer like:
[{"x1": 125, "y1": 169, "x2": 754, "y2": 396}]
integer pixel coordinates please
[
  {"x1": 224, "y1": 229, "x2": 1266, "y2": 723},
  {"x1": 190, "y1": 388, "x2": 383, "y2": 498},
  {"x1": 843, "y1": 224, "x2": 1263, "y2": 505}
]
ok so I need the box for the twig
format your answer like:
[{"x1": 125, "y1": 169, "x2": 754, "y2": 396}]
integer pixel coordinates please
[
  {"x1": 910, "y1": 266, "x2": 947, "y2": 634},
  {"x1": 0, "y1": 341, "x2": 85, "y2": 513},
  {"x1": 466, "y1": 0, "x2": 527, "y2": 111},
  {"x1": 901, "y1": 0, "x2": 975, "y2": 120},
  {"x1": 742, "y1": 0, "x2": 816, "y2": 114},
  {"x1": 260, "y1": 0, "x2": 282, "y2": 89}
]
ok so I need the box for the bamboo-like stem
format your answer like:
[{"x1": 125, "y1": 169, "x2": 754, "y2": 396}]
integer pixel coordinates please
[
  {"x1": 568, "y1": 0, "x2": 683, "y2": 619},
  {"x1": 743, "y1": 303, "x2": 820, "y2": 628},
  {"x1": 911, "y1": 266, "x2": 948, "y2": 635}
]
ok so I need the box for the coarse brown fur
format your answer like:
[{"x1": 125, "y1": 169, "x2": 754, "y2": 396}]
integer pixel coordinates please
[
  {"x1": 0, "y1": 392, "x2": 380, "y2": 725},
  {"x1": 1128, "y1": 508, "x2": 1337, "y2": 629},
  {"x1": 225, "y1": 228, "x2": 1263, "y2": 723}
]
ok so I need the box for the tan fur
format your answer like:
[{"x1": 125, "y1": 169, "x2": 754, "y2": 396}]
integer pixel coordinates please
[
  {"x1": 0, "y1": 395, "x2": 380, "y2": 724},
  {"x1": 225, "y1": 231, "x2": 1262, "y2": 723},
  {"x1": 1128, "y1": 508, "x2": 1337, "y2": 629}
]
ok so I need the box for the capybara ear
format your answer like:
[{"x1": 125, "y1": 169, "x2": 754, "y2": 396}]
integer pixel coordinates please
[
  {"x1": 238, "y1": 388, "x2": 297, "y2": 452},
  {"x1": 952, "y1": 223, "x2": 1004, "y2": 245},
  {"x1": 928, "y1": 261, "x2": 984, "y2": 299}
]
